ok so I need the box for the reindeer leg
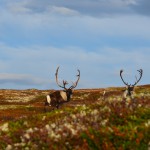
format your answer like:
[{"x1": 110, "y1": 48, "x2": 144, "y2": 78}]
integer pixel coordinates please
[
  {"x1": 55, "y1": 100, "x2": 60, "y2": 109},
  {"x1": 44, "y1": 101, "x2": 48, "y2": 112},
  {"x1": 44, "y1": 106, "x2": 47, "y2": 112},
  {"x1": 56, "y1": 104, "x2": 59, "y2": 109},
  {"x1": 131, "y1": 97, "x2": 137, "y2": 110}
]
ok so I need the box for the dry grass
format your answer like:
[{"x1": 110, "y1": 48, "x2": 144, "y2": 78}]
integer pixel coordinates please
[{"x1": 0, "y1": 85, "x2": 150, "y2": 149}]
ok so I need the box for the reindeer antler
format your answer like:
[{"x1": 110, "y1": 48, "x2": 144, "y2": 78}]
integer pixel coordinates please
[
  {"x1": 55, "y1": 66, "x2": 68, "y2": 89},
  {"x1": 120, "y1": 69, "x2": 129, "y2": 86},
  {"x1": 55, "y1": 66, "x2": 80, "y2": 90},
  {"x1": 133, "y1": 69, "x2": 143, "y2": 86},
  {"x1": 69, "y1": 69, "x2": 80, "y2": 89}
]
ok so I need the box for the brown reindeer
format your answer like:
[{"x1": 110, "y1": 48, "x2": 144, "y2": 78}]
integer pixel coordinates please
[
  {"x1": 120, "y1": 69, "x2": 143, "y2": 100},
  {"x1": 45, "y1": 66, "x2": 80, "y2": 111}
]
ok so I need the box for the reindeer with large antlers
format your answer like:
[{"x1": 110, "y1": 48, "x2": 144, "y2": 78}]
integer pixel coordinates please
[
  {"x1": 45, "y1": 66, "x2": 80, "y2": 111},
  {"x1": 120, "y1": 69, "x2": 143, "y2": 100}
]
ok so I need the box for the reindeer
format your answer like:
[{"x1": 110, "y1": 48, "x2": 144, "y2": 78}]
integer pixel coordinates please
[
  {"x1": 45, "y1": 66, "x2": 80, "y2": 111},
  {"x1": 120, "y1": 69, "x2": 143, "y2": 101}
]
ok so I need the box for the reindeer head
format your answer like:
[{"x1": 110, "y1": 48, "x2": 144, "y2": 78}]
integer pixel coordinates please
[
  {"x1": 55, "y1": 66, "x2": 80, "y2": 101},
  {"x1": 120, "y1": 69, "x2": 143, "y2": 96}
]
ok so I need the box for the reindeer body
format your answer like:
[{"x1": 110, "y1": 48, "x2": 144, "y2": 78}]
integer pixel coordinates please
[
  {"x1": 123, "y1": 85, "x2": 135, "y2": 99},
  {"x1": 45, "y1": 90, "x2": 72, "y2": 109}
]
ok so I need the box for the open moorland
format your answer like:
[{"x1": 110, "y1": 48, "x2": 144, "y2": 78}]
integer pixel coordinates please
[{"x1": 0, "y1": 85, "x2": 150, "y2": 150}]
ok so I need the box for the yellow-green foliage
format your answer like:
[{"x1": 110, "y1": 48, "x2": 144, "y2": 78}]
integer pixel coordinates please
[{"x1": 0, "y1": 85, "x2": 150, "y2": 149}]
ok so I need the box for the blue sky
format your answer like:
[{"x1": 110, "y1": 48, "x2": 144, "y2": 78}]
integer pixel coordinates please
[{"x1": 0, "y1": 0, "x2": 149, "y2": 89}]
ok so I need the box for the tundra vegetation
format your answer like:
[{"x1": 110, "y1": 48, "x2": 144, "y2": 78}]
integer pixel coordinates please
[{"x1": 0, "y1": 85, "x2": 150, "y2": 150}]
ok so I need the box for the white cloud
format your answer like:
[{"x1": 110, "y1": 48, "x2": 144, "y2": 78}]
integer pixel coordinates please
[
  {"x1": 0, "y1": 44, "x2": 149, "y2": 89},
  {"x1": 0, "y1": 73, "x2": 43, "y2": 84},
  {"x1": 1, "y1": 0, "x2": 150, "y2": 17},
  {"x1": 1, "y1": 4, "x2": 150, "y2": 40},
  {"x1": 6, "y1": 1, "x2": 32, "y2": 14},
  {"x1": 47, "y1": 6, "x2": 79, "y2": 16},
  {"x1": 0, "y1": 73, "x2": 50, "y2": 89}
]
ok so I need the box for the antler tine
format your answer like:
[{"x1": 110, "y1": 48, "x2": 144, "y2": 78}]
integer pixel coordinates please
[
  {"x1": 120, "y1": 69, "x2": 129, "y2": 86},
  {"x1": 133, "y1": 69, "x2": 143, "y2": 86},
  {"x1": 63, "y1": 80, "x2": 68, "y2": 88},
  {"x1": 55, "y1": 66, "x2": 67, "y2": 89},
  {"x1": 70, "y1": 69, "x2": 80, "y2": 89}
]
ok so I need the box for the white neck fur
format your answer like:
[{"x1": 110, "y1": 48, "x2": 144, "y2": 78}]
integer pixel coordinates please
[{"x1": 60, "y1": 91, "x2": 67, "y2": 101}]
